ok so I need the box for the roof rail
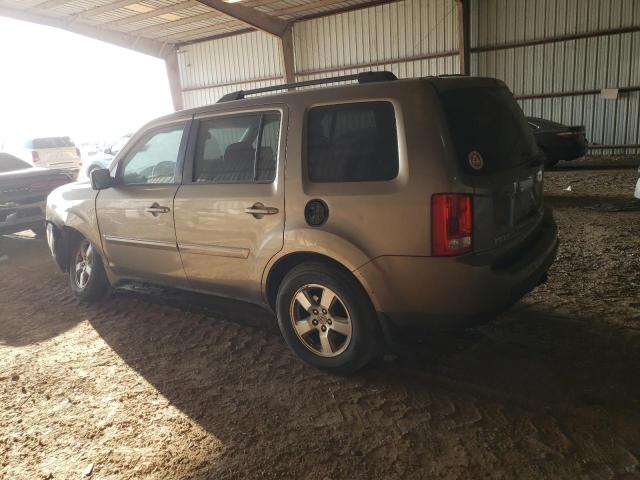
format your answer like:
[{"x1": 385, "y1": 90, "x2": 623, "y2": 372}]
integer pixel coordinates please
[{"x1": 217, "y1": 71, "x2": 397, "y2": 103}]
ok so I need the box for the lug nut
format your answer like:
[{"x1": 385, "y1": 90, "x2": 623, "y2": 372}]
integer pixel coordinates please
[
  {"x1": 312, "y1": 309, "x2": 318, "y2": 315},
  {"x1": 327, "y1": 319, "x2": 332, "y2": 325},
  {"x1": 321, "y1": 325, "x2": 327, "y2": 332},
  {"x1": 312, "y1": 319, "x2": 318, "y2": 326},
  {"x1": 322, "y1": 309, "x2": 327, "y2": 314}
]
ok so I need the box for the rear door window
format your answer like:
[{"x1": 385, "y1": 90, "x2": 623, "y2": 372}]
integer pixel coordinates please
[
  {"x1": 439, "y1": 87, "x2": 539, "y2": 174},
  {"x1": 193, "y1": 112, "x2": 281, "y2": 184},
  {"x1": 306, "y1": 101, "x2": 399, "y2": 182}
]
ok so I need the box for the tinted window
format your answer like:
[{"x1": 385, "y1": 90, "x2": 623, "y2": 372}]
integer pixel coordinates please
[
  {"x1": 306, "y1": 102, "x2": 398, "y2": 183},
  {"x1": 32, "y1": 137, "x2": 75, "y2": 149},
  {"x1": 194, "y1": 112, "x2": 280, "y2": 184},
  {"x1": 439, "y1": 87, "x2": 539, "y2": 174},
  {"x1": 0, "y1": 153, "x2": 31, "y2": 172},
  {"x1": 120, "y1": 124, "x2": 185, "y2": 185}
]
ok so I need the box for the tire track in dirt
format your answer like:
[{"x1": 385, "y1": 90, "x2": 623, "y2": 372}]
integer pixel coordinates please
[{"x1": 1, "y1": 165, "x2": 640, "y2": 479}]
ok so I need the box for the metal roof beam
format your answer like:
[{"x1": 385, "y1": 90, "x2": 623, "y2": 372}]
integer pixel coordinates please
[
  {"x1": 145, "y1": 0, "x2": 349, "y2": 38},
  {"x1": 0, "y1": 6, "x2": 174, "y2": 58},
  {"x1": 194, "y1": 0, "x2": 289, "y2": 37}
]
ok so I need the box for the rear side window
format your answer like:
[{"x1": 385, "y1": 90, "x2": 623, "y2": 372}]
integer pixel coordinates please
[
  {"x1": 439, "y1": 87, "x2": 539, "y2": 174},
  {"x1": 306, "y1": 102, "x2": 399, "y2": 182},
  {"x1": 194, "y1": 112, "x2": 280, "y2": 184}
]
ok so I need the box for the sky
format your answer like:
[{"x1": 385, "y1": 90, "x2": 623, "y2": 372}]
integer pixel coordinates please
[{"x1": 0, "y1": 17, "x2": 174, "y2": 147}]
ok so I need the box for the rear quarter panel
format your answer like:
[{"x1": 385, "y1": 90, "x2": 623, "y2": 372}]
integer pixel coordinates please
[{"x1": 281, "y1": 80, "x2": 458, "y2": 260}]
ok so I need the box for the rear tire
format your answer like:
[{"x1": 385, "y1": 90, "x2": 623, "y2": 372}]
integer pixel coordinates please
[
  {"x1": 276, "y1": 262, "x2": 382, "y2": 374},
  {"x1": 68, "y1": 237, "x2": 110, "y2": 302}
]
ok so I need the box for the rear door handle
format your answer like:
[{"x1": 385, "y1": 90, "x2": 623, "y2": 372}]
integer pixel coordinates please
[
  {"x1": 245, "y1": 202, "x2": 279, "y2": 217},
  {"x1": 145, "y1": 203, "x2": 171, "y2": 216}
]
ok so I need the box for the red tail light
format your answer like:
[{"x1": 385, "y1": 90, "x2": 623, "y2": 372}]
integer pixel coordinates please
[
  {"x1": 431, "y1": 194, "x2": 473, "y2": 257},
  {"x1": 32, "y1": 151, "x2": 40, "y2": 163}
]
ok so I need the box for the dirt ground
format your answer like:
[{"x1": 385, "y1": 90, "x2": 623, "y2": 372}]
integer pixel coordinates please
[{"x1": 1, "y1": 158, "x2": 639, "y2": 479}]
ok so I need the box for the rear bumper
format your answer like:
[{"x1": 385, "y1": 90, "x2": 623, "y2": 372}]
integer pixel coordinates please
[
  {"x1": 0, "y1": 199, "x2": 45, "y2": 234},
  {"x1": 355, "y1": 210, "x2": 559, "y2": 329}
]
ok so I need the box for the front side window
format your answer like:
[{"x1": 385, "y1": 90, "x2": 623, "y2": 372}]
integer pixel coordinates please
[
  {"x1": 119, "y1": 124, "x2": 185, "y2": 185},
  {"x1": 194, "y1": 111, "x2": 281, "y2": 184},
  {"x1": 306, "y1": 101, "x2": 399, "y2": 183}
]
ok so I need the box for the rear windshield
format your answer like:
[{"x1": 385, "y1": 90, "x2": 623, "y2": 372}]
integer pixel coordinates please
[
  {"x1": 439, "y1": 87, "x2": 538, "y2": 174},
  {"x1": 32, "y1": 137, "x2": 75, "y2": 149},
  {"x1": 0, "y1": 153, "x2": 31, "y2": 172}
]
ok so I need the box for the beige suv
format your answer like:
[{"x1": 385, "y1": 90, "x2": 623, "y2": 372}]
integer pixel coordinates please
[{"x1": 46, "y1": 72, "x2": 558, "y2": 373}]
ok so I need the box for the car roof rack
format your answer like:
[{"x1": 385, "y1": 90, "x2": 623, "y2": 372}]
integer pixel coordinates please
[{"x1": 217, "y1": 70, "x2": 397, "y2": 103}]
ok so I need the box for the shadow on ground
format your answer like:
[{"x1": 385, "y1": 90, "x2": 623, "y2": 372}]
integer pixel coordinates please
[
  {"x1": 2, "y1": 169, "x2": 639, "y2": 478},
  {"x1": 0, "y1": 235, "x2": 85, "y2": 347},
  {"x1": 85, "y1": 285, "x2": 640, "y2": 478}
]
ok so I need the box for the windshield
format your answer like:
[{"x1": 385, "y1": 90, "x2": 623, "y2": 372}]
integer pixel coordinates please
[
  {"x1": 439, "y1": 86, "x2": 539, "y2": 174},
  {"x1": 0, "y1": 153, "x2": 32, "y2": 172}
]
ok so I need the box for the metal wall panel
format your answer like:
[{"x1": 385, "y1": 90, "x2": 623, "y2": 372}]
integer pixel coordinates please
[
  {"x1": 471, "y1": 0, "x2": 640, "y2": 153},
  {"x1": 177, "y1": 30, "x2": 284, "y2": 109},
  {"x1": 178, "y1": 0, "x2": 460, "y2": 107},
  {"x1": 176, "y1": 0, "x2": 638, "y2": 153},
  {"x1": 293, "y1": 0, "x2": 459, "y2": 79}
]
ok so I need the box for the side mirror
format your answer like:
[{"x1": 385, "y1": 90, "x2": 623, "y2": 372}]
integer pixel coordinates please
[{"x1": 90, "y1": 168, "x2": 112, "y2": 190}]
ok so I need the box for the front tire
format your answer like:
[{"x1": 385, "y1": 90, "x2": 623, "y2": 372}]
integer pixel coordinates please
[
  {"x1": 276, "y1": 262, "x2": 381, "y2": 373},
  {"x1": 68, "y1": 237, "x2": 110, "y2": 302}
]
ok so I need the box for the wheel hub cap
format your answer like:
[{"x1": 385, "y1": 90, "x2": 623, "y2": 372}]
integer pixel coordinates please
[{"x1": 289, "y1": 284, "x2": 352, "y2": 358}]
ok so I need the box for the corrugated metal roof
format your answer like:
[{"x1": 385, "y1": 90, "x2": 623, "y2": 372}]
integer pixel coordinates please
[{"x1": 0, "y1": 0, "x2": 392, "y2": 44}]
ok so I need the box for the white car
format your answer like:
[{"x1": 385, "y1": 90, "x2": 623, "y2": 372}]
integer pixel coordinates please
[
  {"x1": 635, "y1": 165, "x2": 640, "y2": 200},
  {"x1": 12, "y1": 137, "x2": 82, "y2": 176},
  {"x1": 82, "y1": 134, "x2": 132, "y2": 178}
]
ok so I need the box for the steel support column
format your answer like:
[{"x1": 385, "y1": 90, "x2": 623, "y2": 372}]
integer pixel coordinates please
[
  {"x1": 456, "y1": 0, "x2": 470, "y2": 75},
  {"x1": 165, "y1": 50, "x2": 184, "y2": 111}
]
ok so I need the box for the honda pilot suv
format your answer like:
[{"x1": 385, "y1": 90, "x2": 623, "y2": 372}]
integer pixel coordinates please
[{"x1": 46, "y1": 73, "x2": 558, "y2": 373}]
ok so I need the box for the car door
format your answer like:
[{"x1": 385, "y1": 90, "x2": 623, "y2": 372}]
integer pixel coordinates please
[
  {"x1": 173, "y1": 107, "x2": 286, "y2": 302},
  {"x1": 96, "y1": 120, "x2": 191, "y2": 287}
]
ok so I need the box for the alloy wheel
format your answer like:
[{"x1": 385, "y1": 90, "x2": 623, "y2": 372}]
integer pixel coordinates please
[
  {"x1": 289, "y1": 284, "x2": 353, "y2": 357},
  {"x1": 74, "y1": 240, "x2": 93, "y2": 290}
]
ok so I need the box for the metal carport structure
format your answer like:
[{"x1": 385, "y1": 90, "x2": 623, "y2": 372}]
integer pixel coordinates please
[{"x1": 1, "y1": 0, "x2": 639, "y2": 153}]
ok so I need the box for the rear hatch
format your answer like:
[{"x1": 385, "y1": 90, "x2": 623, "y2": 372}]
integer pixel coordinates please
[{"x1": 435, "y1": 78, "x2": 545, "y2": 257}]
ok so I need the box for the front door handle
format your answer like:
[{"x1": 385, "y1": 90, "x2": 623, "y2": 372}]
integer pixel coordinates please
[
  {"x1": 245, "y1": 202, "x2": 279, "y2": 218},
  {"x1": 145, "y1": 203, "x2": 171, "y2": 216}
]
